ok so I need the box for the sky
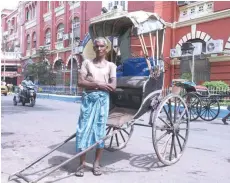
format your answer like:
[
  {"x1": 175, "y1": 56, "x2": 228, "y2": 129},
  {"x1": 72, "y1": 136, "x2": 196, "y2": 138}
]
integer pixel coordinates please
[{"x1": 0, "y1": 0, "x2": 20, "y2": 11}]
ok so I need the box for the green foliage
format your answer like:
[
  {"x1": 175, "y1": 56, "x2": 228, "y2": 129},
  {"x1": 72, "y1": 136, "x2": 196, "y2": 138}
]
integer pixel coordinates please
[
  {"x1": 24, "y1": 46, "x2": 55, "y2": 85},
  {"x1": 180, "y1": 72, "x2": 192, "y2": 81},
  {"x1": 202, "y1": 81, "x2": 229, "y2": 90},
  {"x1": 26, "y1": 61, "x2": 55, "y2": 85}
]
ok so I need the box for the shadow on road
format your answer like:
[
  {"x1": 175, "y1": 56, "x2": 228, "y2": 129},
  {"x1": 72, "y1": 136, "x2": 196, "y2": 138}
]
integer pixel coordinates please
[{"x1": 47, "y1": 140, "x2": 163, "y2": 176}]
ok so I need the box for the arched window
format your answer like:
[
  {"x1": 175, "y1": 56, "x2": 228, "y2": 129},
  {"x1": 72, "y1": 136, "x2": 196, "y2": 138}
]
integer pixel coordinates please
[
  {"x1": 57, "y1": 23, "x2": 64, "y2": 41},
  {"x1": 26, "y1": 35, "x2": 30, "y2": 50},
  {"x1": 26, "y1": 8, "x2": 30, "y2": 21},
  {"x1": 45, "y1": 28, "x2": 51, "y2": 45},
  {"x1": 32, "y1": 32, "x2": 36, "y2": 48}
]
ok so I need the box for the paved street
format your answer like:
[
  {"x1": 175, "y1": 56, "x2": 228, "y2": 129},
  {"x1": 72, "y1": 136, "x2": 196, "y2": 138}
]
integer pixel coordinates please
[{"x1": 1, "y1": 96, "x2": 230, "y2": 183}]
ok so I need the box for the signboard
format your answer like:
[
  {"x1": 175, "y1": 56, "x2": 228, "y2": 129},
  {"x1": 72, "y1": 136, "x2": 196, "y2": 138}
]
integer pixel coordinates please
[{"x1": 1, "y1": 71, "x2": 20, "y2": 77}]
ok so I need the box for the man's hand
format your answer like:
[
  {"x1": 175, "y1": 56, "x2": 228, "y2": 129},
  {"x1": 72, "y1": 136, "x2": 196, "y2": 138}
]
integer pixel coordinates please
[{"x1": 97, "y1": 83, "x2": 114, "y2": 92}]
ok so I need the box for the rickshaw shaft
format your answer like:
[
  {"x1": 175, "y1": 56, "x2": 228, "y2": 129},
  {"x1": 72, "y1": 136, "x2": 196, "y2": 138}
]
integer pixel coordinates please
[{"x1": 11, "y1": 129, "x2": 120, "y2": 183}]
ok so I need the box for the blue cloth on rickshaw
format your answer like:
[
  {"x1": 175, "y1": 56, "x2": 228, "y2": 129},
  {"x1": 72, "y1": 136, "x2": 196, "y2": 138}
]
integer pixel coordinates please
[
  {"x1": 76, "y1": 91, "x2": 109, "y2": 152},
  {"x1": 117, "y1": 57, "x2": 164, "y2": 77}
]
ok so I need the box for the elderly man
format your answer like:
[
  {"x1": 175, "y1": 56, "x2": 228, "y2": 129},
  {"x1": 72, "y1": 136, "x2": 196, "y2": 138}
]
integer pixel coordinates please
[{"x1": 76, "y1": 37, "x2": 117, "y2": 176}]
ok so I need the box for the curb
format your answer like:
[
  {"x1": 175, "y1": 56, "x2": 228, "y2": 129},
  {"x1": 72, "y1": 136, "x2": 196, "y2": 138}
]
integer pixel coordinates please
[{"x1": 37, "y1": 93, "x2": 82, "y2": 103}]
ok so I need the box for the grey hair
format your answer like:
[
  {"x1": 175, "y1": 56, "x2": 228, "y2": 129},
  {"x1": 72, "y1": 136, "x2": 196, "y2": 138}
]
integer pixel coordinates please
[{"x1": 93, "y1": 37, "x2": 108, "y2": 46}]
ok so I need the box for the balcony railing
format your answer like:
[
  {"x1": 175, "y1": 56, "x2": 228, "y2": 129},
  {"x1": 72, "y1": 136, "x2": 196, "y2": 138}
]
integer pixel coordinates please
[
  {"x1": 1, "y1": 52, "x2": 21, "y2": 60},
  {"x1": 55, "y1": 41, "x2": 64, "y2": 50},
  {"x1": 178, "y1": 1, "x2": 214, "y2": 22},
  {"x1": 55, "y1": 5, "x2": 65, "y2": 16},
  {"x1": 25, "y1": 19, "x2": 36, "y2": 29}
]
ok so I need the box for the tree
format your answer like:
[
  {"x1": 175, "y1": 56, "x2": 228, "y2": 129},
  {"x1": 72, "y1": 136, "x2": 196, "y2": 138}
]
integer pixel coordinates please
[{"x1": 25, "y1": 47, "x2": 55, "y2": 85}]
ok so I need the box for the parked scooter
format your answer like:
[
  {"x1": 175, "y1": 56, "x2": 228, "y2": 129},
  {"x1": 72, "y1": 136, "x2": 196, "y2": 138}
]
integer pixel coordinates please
[{"x1": 13, "y1": 85, "x2": 36, "y2": 107}]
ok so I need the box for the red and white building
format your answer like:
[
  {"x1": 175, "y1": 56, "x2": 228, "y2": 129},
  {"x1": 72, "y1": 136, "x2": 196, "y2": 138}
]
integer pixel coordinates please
[{"x1": 1, "y1": 1, "x2": 230, "y2": 86}]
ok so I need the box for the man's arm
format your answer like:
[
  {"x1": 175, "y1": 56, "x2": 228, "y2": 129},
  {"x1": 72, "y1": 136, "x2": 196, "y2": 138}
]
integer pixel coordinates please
[
  {"x1": 78, "y1": 72, "x2": 113, "y2": 91},
  {"x1": 108, "y1": 77, "x2": 116, "y2": 92}
]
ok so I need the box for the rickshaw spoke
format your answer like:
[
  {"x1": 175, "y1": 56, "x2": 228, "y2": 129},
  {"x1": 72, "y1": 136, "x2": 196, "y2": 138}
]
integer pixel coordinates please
[
  {"x1": 178, "y1": 110, "x2": 186, "y2": 125},
  {"x1": 109, "y1": 135, "x2": 114, "y2": 148},
  {"x1": 169, "y1": 135, "x2": 174, "y2": 161},
  {"x1": 119, "y1": 131, "x2": 126, "y2": 142},
  {"x1": 209, "y1": 109, "x2": 216, "y2": 116},
  {"x1": 156, "y1": 131, "x2": 168, "y2": 143},
  {"x1": 174, "y1": 98, "x2": 177, "y2": 123},
  {"x1": 115, "y1": 133, "x2": 119, "y2": 147},
  {"x1": 208, "y1": 110, "x2": 214, "y2": 118},
  {"x1": 106, "y1": 127, "x2": 112, "y2": 135},
  {"x1": 178, "y1": 133, "x2": 186, "y2": 141},
  {"x1": 161, "y1": 134, "x2": 172, "y2": 159},
  {"x1": 168, "y1": 99, "x2": 172, "y2": 124},
  {"x1": 123, "y1": 129, "x2": 130, "y2": 136},
  {"x1": 163, "y1": 106, "x2": 171, "y2": 124},
  {"x1": 158, "y1": 116, "x2": 171, "y2": 127},
  {"x1": 173, "y1": 136, "x2": 177, "y2": 158},
  {"x1": 176, "y1": 134, "x2": 182, "y2": 151}
]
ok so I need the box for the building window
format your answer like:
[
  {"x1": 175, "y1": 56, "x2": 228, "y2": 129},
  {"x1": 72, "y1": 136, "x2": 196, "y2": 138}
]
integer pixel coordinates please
[
  {"x1": 45, "y1": 29, "x2": 51, "y2": 45},
  {"x1": 26, "y1": 35, "x2": 30, "y2": 50},
  {"x1": 32, "y1": 32, "x2": 36, "y2": 48},
  {"x1": 190, "y1": 8, "x2": 195, "y2": 14},
  {"x1": 26, "y1": 8, "x2": 31, "y2": 21},
  {"x1": 107, "y1": 1, "x2": 126, "y2": 11},
  {"x1": 120, "y1": 1, "x2": 126, "y2": 10},
  {"x1": 57, "y1": 23, "x2": 64, "y2": 41},
  {"x1": 207, "y1": 3, "x2": 213, "y2": 10},
  {"x1": 198, "y1": 5, "x2": 204, "y2": 12},
  {"x1": 183, "y1": 10, "x2": 187, "y2": 16}
]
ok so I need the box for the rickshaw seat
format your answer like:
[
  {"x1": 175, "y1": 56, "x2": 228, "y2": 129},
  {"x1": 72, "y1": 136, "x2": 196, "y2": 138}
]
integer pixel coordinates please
[
  {"x1": 108, "y1": 74, "x2": 163, "y2": 127},
  {"x1": 107, "y1": 107, "x2": 137, "y2": 127}
]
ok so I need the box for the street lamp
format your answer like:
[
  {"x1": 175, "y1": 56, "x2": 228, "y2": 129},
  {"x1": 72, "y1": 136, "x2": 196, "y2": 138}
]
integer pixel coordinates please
[{"x1": 181, "y1": 42, "x2": 195, "y2": 82}]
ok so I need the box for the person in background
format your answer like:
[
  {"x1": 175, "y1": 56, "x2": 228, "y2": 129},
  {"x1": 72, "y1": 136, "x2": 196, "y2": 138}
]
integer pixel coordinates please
[
  {"x1": 222, "y1": 105, "x2": 230, "y2": 125},
  {"x1": 75, "y1": 37, "x2": 117, "y2": 177}
]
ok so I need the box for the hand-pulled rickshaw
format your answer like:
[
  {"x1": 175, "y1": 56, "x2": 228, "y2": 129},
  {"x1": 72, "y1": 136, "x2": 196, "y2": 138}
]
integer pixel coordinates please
[
  {"x1": 9, "y1": 11, "x2": 190, "y2": 183},
  {"x1": 175, "y1": 81, "x2": 220, "y2": 121}
]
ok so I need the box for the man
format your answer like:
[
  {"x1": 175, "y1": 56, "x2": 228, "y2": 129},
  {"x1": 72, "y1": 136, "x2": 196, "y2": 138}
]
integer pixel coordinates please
[
  {"x1": 19, "y1": 76, "x2": 34, "y2": 98},
  {"x1": 75, "y1": 37, "x2": 117, "y2": 176},
  {"x1": 21, "y1": 76, "x2": 34, "y2": 87},
  {"x1": 222, "y1": 105, "x2": 230, "y2": 125}
]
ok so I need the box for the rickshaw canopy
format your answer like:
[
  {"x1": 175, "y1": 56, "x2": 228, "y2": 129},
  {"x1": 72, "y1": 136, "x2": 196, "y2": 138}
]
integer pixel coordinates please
[{"x1": 89, "y1": 10, "x2": 167, "y2": 40}]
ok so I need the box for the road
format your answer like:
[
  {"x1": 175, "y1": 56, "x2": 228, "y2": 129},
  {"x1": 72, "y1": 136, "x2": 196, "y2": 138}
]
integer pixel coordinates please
[{"x1": 1, "y1": 96, "x2": 230, "y2": 183}]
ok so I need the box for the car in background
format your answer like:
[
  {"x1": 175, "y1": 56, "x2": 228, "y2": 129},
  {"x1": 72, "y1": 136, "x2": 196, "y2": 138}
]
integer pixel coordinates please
[{"x1": 1, "y1": 85, "x2": 8, "y2": 96}]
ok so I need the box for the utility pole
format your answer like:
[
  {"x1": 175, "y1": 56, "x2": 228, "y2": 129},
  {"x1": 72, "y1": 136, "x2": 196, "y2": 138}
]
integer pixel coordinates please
[
  {"x1": 3, "y1": 39, "x2": 6, "y2": 81},
  {"x1": 69, "y1": 1, "x2": 75, "y2": 94}
]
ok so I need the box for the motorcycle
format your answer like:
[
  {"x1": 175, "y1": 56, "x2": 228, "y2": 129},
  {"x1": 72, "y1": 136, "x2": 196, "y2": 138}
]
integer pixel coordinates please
[{"x1": 13, "y1": 85, "x2": 36, "y2": 107}]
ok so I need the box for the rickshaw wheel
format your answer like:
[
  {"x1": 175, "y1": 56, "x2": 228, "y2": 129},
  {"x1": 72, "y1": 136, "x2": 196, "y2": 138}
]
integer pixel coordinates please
[
  {"x1": 152, "y1": 94, "x2": 190, "y2": 166},
  {"x1": 104, "y1": 123, "x2": 134, "y2": 152},
  {"x1": 199, "y1": 97, "x2": 220, "y2": 121},
  {"x1": 182, "y1": 92, "x2": 201, "y2": 121}
]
